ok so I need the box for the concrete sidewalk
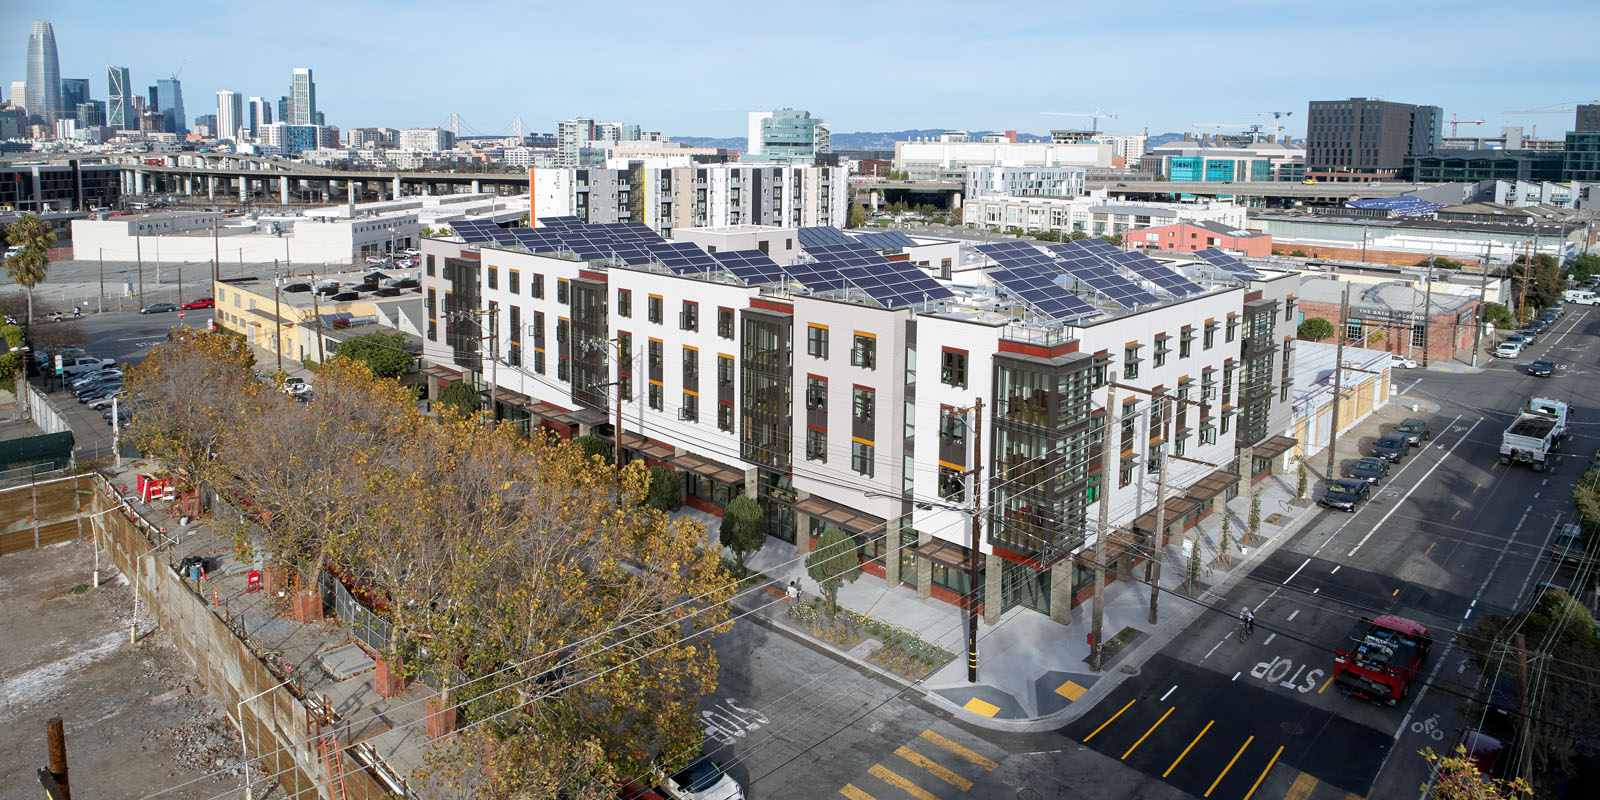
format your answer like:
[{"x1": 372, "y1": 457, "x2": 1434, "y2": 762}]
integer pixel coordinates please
[{"x1": 686, "y1": 398, "x2": 1420, "y2": 731}]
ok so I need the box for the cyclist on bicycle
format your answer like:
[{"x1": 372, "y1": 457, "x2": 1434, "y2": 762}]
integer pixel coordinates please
[{"x1": 1239, "y1": 606, "x2": 1255, "y2": 634}]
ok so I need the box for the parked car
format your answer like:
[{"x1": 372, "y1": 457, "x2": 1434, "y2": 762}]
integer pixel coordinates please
[
  {"x1": 1516, "y1": 328, "x2": 1540, "y2": 342},
  {"x1": 1504, "y1": 334, "x2": 1529, "y2": 347},
  {"x1": 282, "y1": 376, "x2": 312, "y2": 397},
  {"x1": 180, "y1": 297, "x2": 215, "y2": 310},
  {"x1": 78, "y1": 382, "x2": 123, "y2": 403},
  {"x1": 60, "y1": 356, "x2": 116, "y2": 377},
  {"x1": 140, "y1": 302, "x2": 178, "y2": 314},
  {"x1": 1342, "y1": 457, "x2": 1392, "y2": 485},
  {"x1": 657, "y1": 756, "x2": 744, "y2": 800},
  {"x1": 72, "y1": 376, "x2": 123, "y2": 397},
  {"x1": 69, "y1": 368, "x2": 121, "y2": 389},
  {"x1": 1389, "y1": 355, "x2": 1417, "y2": 369},
  {"x1": 1320, "y1": 479, "x2": 1371, "y2": 512},
  {"x1": 1395, "y1": 418, "x2": 1430, "y2": 446},
  {"x1": 86, "y1": 390, "x2": 123, "y2": 410},
  {"x1": 1494, "y1": 342, "x2": 1523, "y2": 359},
  {"x1": 1371, "y1": 433, "x2": 1410, "y2": 462},
  {"x1": 1527, "y1": 359, "x2": 1554, "y2": 377}
]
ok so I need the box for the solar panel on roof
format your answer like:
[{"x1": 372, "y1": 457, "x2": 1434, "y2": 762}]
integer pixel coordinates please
[
  {"x1": 989, "y1": 264, "x2": 1098, "y2": 323},
  {"x1": 536, "y1": 215, "x2": 584, "y2": 230},
  {"x1": 1193, "y1": 248, "x2": 1265, "y2": 280},
  {"x1": 976, "y1": 241, "x2": 1062, "y2": 271},
  {"x1": 798, "y1": 243, "x2": 953, "y2": 308},
  {"x1": 798, "y1": 226, "x2": 855, "y2": 249},
  {"x1": 1072, "y1": 237, "x2": 1121, "y2": 255},
  {"x1": 1056, "y1": 257, "x2": 1162, "y2": 308},
  {"x1": 645, "y1": 241, "x2": 718, "y2": 275},
  {"x1": 712, "y1": 249, "x2": 788, "y2": 286},
  {"x1": 1110, "y1": 250, "x2": 1205, "y2": 296},
  {"x1": 854, "y1": 230, "x2": 918, "y2": 252}
]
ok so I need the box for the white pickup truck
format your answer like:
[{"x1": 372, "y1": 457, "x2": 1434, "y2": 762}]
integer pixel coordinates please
[{"x1": 1499, "y1": 396, "x2": 1569, "y2": 472}]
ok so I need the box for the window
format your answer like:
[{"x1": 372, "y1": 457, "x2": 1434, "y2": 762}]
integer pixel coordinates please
[
  {"x1": 717, "y1": 307, "x2": 734, "y2": 339},
  {"x1": 1346, "y1": 319, "x2": 1362, "y2": 342},
  {"x1": 426, "y1": 254, "x2": 435, "y2": 277},
  {"x1": 647, "y1": 295, "x2": 663, "y2": 324},
  {"x1": 806, "y1": 376, "x2": 827, "y2": 409},
  {"x1": 1148, "y1": 445, "x2": 1162, "y2": 474},
  {"x1": 529, "y1": 273, "x2": 544, "y2": 299},
  {"x1": 1124, "y1": 344, "x2": 1142, "y2": 380},
  {"x1": 649, "y1": 383, "x2": 663, "y2": 411},
  {"x1": 807, "y1": 325, "x2": 828, "y2": 359},
  {"x1": 680, "y1": 301, "x2": 698, "y2": 332},
  {"x1": 1204, "y1": 320, "x2": 1217, "y2": 350},
  {"x1": 853, "y1": 387, "x2": 875, "y2": 422},
  {"x1": 718, "y1": 403, "x2": 734, "y2": 432},
  {"x1": 1226, "y1": 315, "x2": 1238, "y2": 343},
  {"x1": 939, "y1": 258, "x2": 952, "y2": 280},
  {"x1": 852, "y1": 440, "x2": 875, "y2": 477},
  {"x1": 807, "y1": 429, "x2": 827, "y2": 462},
  {"x1": 557, "y1": 278, "x2": 569, "y2": 305},
  {"x1": 1119, "y1": 461, "x2": 1134, "y2": 488},
  {"x1": 851, "y1": 333, "x2": 876, "y2": 369},
  {"x1": 616, "y1": 288, "x2": 630, "y2": 317},
  {"x1": 1285, "y1": 297, "x2": 1297, "y2": 322},
  {"x1": 1153, "y1": 336, "x2": 1169, "y2": 368},
  {"x1": 507, "y1": 306, "x2": 521, "y2": 367},
  {"x1": 487, "y1": 266, "x2": 498, "y2": 290},
  {"x1": 941, "y1": 349, "x2": 968, "y2": 388},
  {"x1": 718, "y1": 355, "x2": 734, "y2": 387},
  {"x1": 681, "y1": 392, "x2": 698, "y2": 421},
  {"x1": 508, "y1": 270, "x2": 519, "y2": 295},
  {"x1": 939, "y1": 412, "x2": 966, "y2": 446},
  {"x1": 939, "y1": 466, "x2": 966, "y2": 501},
  {"x1": 682, "y1": 348, "x2": 698, "y2": 385},
  {"x1": 1200, "y1": 423, "x2": 1216, "y2": 445},
  {"x1": 1411, "y1": 324, "x2": 1425, "y2": 348},
  {"x1": 1179, "y1": 328, "x2": 1194, "y2": 358}
]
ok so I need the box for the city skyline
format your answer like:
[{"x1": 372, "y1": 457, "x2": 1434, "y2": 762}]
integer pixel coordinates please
[{"x1": 9, "y1": 1, "x2": 1600, "y2": 139}]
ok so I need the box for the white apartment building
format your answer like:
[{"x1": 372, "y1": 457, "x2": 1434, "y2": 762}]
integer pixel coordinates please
[
  {"x1": 1094, "y1": 134, "x2": 1148, "y2": 166},
  {"x1": 215, "y1": 90, "x2": 242, "y2": 142},
  {"x1": 399, "y1": 127, "x2": 455, "y2": 152},
  {"x1": 964, "y1": 194, "x2": 1248, "y2": 236},
  {"x1": 420, "y1": 224, "x2": 1297, "y2": 628},
  {"x1": 530, "y1": 164, "x2": 847, "y2": 236},
  {"x1": 893, "y1": 140, "x2": 1115, "y2": 182},
  {"x1": 964, "y1": 166, "x2": 1087, "y2": 199}
]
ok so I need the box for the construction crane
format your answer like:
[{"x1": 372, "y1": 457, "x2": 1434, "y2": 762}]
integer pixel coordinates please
[
  {"x1": 1445, "y1": 113, "x2": 1485, "y2": 136},
  {"x1": 1040, "y1": 108, "x2": 1118, "y2": 133},
  {"x1": 1243, "y1": 111, "x2": 1294, "y2": 138}
]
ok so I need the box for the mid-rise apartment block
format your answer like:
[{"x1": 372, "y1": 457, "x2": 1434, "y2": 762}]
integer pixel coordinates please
[
  {"x1": 529, "y1": 164, "x2": 847, "y2": 236},
  {"x1": 1305, "y1": 97, "x2": 1440, "y2": 181},
  {"x1": 894, "y1": 140, "x2": 1114, "y2": 183},
  {"x1": 745, "y1": 108, "x2": 826, "y2": 165},
  {"x1": 399, "y1": 127, "x2": 456, "y2": 152},
  {"x1": 419, "y1": 223, "x2": 1297, "y2": 628},
  {"x1": 964, "y1": 166, "x2": 1086, "y2": 199}
]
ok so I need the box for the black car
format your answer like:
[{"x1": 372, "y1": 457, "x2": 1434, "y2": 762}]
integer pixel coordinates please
[
  {"x1": 1527, "y1": 359, "x2": 1554, "y2": 377},
  {"x1": 1395, "y1": 418, "x2": 1430, "y2": 446},
  {"x1": 1320, "y1": 479, "x2": 1371, "y2": 511},
  {"x1": 78, "y1": 382, "x2": 123, "y2": 402},
  {"x1": 1342, "y1": 457, "x2": 1392, "y2": 484},
  {"x1": 1372, "y1": 433, "x2": 1409, "y2": 462}
]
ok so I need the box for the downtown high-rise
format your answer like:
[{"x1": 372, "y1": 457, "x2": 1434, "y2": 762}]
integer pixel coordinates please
[
  {"x1": 216, "y1": 90, "x2": 242, "y2": 141},
  {"x1": 107, "y1": 66, "x2": 132, "y2": 129},
  {"x1": 157, "y1": 77, "x2": 186, "y2": 136},
  {"x1": 290, "y1": 68, "x2": 316, "y2": 125},
  {"x1": 25, "y1": 20, "x2": 61, "y2": 123}
]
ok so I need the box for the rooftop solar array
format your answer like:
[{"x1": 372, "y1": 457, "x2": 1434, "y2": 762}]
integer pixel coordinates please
[
  {"x1": 797, "y1": 226, "x2": 855, "y2": 248},
  {"x1": 797, "y1": 242, "x2": 955, "y2": 309},
  {"x1": 535, "y1": 215, "x2": 585, "y2": 231},
  {"x1": 982, "y1": 241, "x2": 1158, "y2": 310},
  {"x1": 712, "y1": 250, "x2": 787, "y2": 286},
  {"x1": 975, "y1": 241, "x2": 1063, "y2": 271},
  {"x1": 1108, "y1": 249, "x2": 1206, "y2": 296},
  {"x1": 854, "y1": 230, "x2": 919, "y2": 252},
  {"x1": 451, "y1": 219, "x2": 515, "y2": 245},
  {"x1": 1072, "y1": 237, "x2": 1122, "y2": 257},
  {"x1": 591, "y1": 221, "x2": 666, "y2": 243},
  {"x1": 645, "y1": 241, "x2": 719, "y2": 275},
  {"x1": 988, "y1": 264, "x2": 1098, "y2": 323},
  {"x1": 1192, "y1": 248, "x2": 1265, "y2": 280},
  {"x1": 1346, "y1": 197, "x2": 1441, "y2": 217}
]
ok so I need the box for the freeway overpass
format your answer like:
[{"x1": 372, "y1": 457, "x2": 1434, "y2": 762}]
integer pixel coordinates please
[{"x1": 1087, "y1": 179, "x2": 1441, "y2": 202}]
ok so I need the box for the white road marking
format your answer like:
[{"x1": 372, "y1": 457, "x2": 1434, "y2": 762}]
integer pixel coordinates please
[
  {"x1": 1284, "y1": 558, "x2": 1310, "y2": 584},
  {"x1": 1312, "y1": 415, "x2": 1465, "y2": 558},
  {"x1": 1232, "y1": 672, "x2": 1240, "y2": 681},
  {"x1": 1402, "y1": 379, "x2": 1421, "y2": 394},
  {"x1": 1312, "y1": 588, "x2": 1320, "y2": 594},
  {"x1": 1161, "y1": 685, "x2": 1177, "y2": 701},
  {"x1": 1262, "y1": 633, "x2": 1277, "y2": 646},
  {"x1": 1202, "y1": 638, "x2": 1226, "y2": 662},
  {"x1": 1330, "y1": 565, "x2": 1341, "y2": 575},
  {"x1": 1348, "y1": 418, "x2": 1483, "y2": 557},
  {"x1": 1511, "y1": 516, "x2": 1567, "y2": 609},
  {"x1": 1286, "y1": 609, "x2": 1299, "y2": 622}
]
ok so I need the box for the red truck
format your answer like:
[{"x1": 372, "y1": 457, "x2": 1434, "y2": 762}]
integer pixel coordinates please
[{"x1": 1332, "y1": 614, "x2": 1432, "y2": 705}]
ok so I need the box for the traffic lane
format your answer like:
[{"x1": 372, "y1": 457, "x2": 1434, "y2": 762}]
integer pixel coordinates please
[
  {"x1": 1060, "y1": 654, "x2": 1390, "y2": 799},
  {"x1": 30, "y1": 310, "x2": 210, "y2": 368}
]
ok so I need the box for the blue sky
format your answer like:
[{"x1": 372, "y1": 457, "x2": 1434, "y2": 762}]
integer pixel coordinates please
[{"x1": 7, "y1": 0, "x2": 1598, "y2": 139}]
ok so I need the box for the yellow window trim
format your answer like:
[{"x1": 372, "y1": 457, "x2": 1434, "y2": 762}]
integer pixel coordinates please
[{"x1": 852, "y1": 436, "x2": 876, "y2": 446}]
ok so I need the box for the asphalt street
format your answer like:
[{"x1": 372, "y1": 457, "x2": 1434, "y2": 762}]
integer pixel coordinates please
[{"x1": 713, "y1": 305, "x2": 1600, "y2": 800}]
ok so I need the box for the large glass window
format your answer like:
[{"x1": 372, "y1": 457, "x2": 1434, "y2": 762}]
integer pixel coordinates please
[
  {"x1": 807, "y1": 325, "x2": 828, "y2": 359},
  {"x1": 851, "y1": 334, "x2": 876, "y2": 369},
  {"x1": 851, "y1": 440, "x2": 875, "y2": 476}
]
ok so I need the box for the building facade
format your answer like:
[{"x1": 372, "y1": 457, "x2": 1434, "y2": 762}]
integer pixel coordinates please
[
  {"x1": 25, "y1": 21, "x2": 61, "y2": 124},
  {"x1": 156, "y1": 78, "x2": 186, "y2": 136},
  {"x1": 530, "y1": 164, "x2": 847, "y2": 236},
  {"x1": 1294, "y1": 275, "x2": 1478, "y2": 365},
  {"x1": 893, "y1": 141, "x2": 1115, "y2": 182},
  {"x1": 290, "y1": 68, "x2": 317, "y2": 125},
  {"x1": 0, "y1": 160, "x2": 120, "y2": 212},
  {"x1": 1305, "y1": 97, "x2": 1440, "y2": 181},
  {"x1": 215, "y1": 90, "x2": 242, "y2": 142},
  {"x1": 1406, "y1": 150, "x2": 1564, "y2": 183},
  {"x1": 963, "y1": 195, "x2": 1247, "y2": 236},
  {"x1": 1148, "y1": 141, "x2": 1306, "y2": 182},
  {"x1": 246, "y1": 96, "x2": 273, "y2": 139},
  {"x1": 60, "y1": 78, "x2": 88, "y2": 113},
  {"x1": 1576, "y1": 104, "x2": 1599, "y2": 133},
  {"x1": 1129, "y1": 221, "x2": 1272, "y2": 257},
  {"x1": 106, "y1": 66, "x2": 132, "y2": 129},
  {"x1": 1563, "y1": 132, "x2": 1600, "y2": 183},
  {"x1": 259, "y1": 123, "x2": 322, "y2": 157},
  {"x1": 419, "y1": 227, "x2": 1297, "y2": 628},
  {"x1": 744, "y1": 108, "x2": 825, "y2": 165},
  {"x1": 964, "y1": 166, "x2": 1086, "y2": 199},
  {"x1": 398, "y1": 127, "x2": 456, "y2": 152}
]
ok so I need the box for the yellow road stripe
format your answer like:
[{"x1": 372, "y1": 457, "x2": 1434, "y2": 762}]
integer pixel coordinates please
[
  {"x1": 1204, "y1": 735, "x2": 1254, "y2": 797},
  {"x1": 895, "y1": 746, "x2": 972, "y2": 791},
  {"x1": 840, "y1": 784, "x2": 875, "y2": 800},
  {"x1": 1393, "y1": 588, "x2": 1400, "y2": 596},
  {"x1": 1425, "y1": 541, "x2": 1436, "y2": 556},
  {"x1": 1451, "y1": 509, "x2": 1460, "y2": 521},
  {"x1": 1284, "y1": 772, "x2": 1319, "y2": 800},
  {"x1": 1121, "y1": 707, "x2": 1175, "y2": 760},
  {"x1": 868, "y1": 764, "x2": 940, "y2": 800},
  {"x1": 1241, "y1": 745, "x2": 1285, "y2": 800},
  {"x1": 919, "y1": 730, "x2": 998, "y2": 771},
  {"x1": 1084, "y1": 699, "x2": 1137, "y2": 742},
  {"x1": 1319, "y1": 675, "x2": 1334, "y2": 694},
  {"x1": 1164, "y1": 720, "x2": 1213, "y2": 777}
]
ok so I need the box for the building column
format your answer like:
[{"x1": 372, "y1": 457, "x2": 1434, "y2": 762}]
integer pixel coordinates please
[
  {"x1": 1049, "y1": 560, "x2": 1074, "y2": 625},
  {"x1": 471, "y1": 179, "x2": 481, "y2": 194},
  {"x1": 280, "y1": 176, "x2": 289, "y2": 205},
  {"x1": 184, "y1": 176, "x2": 193, "y2": 196},
  {"x1": 793, "y1": 513, "x2": 812, "y2": 556},
  {"x1": 882, "y1": 521, "x2": 902, "y2": 587},
  {"x1": 870, "y1": 190, "x2": 881, "y2": 211},
  {"x1": 393, "y1": 174, "x2": 402, "y2": 199},
  {"x1": 207, "y1": 175, "x2": 216, "y2": 200},
  {"x1": 916, "y1": 533, "x2": 933, "y2": 601},
  {"x1": 983, "y1": 554, "x2": 1002, "y2": 625},
  {"x1": 133, "y1": 170, "x2": 145, "y2": 196},
  {"x1": 238, "y1": 176, "x2": 247, "y2": 203}
]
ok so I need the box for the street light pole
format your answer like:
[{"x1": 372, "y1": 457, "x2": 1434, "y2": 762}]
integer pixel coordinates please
[
  {"x1": 1325, "y1": 285, "x2": 1350, "y2": 481},
  {"x1": 1091, "y1": 372, "x2": 1118, "y2": 673}
]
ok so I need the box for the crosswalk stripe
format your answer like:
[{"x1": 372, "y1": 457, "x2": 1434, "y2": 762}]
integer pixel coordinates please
[
  {"x1": 1164, "y1": 720, "x2": 1213, "y2": 778},
  {"x1": 895, "y1": 746, "x2": 972, "y2": 791},
  {"x1": 1284, "y1": 772, "x2": 1319, "y2": 800},
  {"x1": 840, "y1": 784, "x2": 876, "y2": 800},
  {"x1": 1204, "y1": 735, "x2": 1254, "y2": 798},
  {"x1": 1121, "y1": 706, "x2": 1174, "y2": 760},
  {"x1": 1241, "y1": 745, "x2": 1284, "y2": 800},
  {"x1": 869, "y1": 764, "x2": 942, "y2": 800},
  {"x1": 1083, "y1": 698, "x2": 1137, "y2": 742},
  {"x1": 919, "y1": 730, "x2": 998, "y2": 771}
]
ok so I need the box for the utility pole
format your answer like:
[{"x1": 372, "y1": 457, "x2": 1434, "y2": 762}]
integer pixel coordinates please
[
  {"x1": 1149, "y1": 395, "x2": 1168, "y2": 625},
  {"x1": 136, "y1": 235, "x2": 144, "y2": 307},
  {"x1": 45, "y1": 716, "x2": 70, "y2": 800},
  {"x1": 1325, "y1": 285, "x2": 1350, "y2": 480},
  {"x1": 309, "y1": 281, "x2": 326, "y2": 365},
  {"x1": 1512, "y1": 633, "x2": 1534, "y2": 785},
  {"x1": 97, "y1": 249, "x2": 104, "y2": 313},
  {"x1": 1473, "y1": 243, "x2": 1490, "y2": 367},
  {"x1": 967, "y1": 399, "x2": 983, "y2": 683},
  {"x1": 212, "y1": 218, "x2": 220, "y2": 282},
  {"x1": 1518, "y1": 240, "x2": 1531, "y2": 319},
  {"x1": 614, "y1": 342, "x2": 624, "y2": 472},
  {"x1": 1091, "y1": 372, "x2": 1118, "y2": 672},
  {"x1": 1421, "y1": 263, "x2": 1433, "y2": 368},
  {"x1": 273, "y1": 260, "x2": 283, "y2": 373}
]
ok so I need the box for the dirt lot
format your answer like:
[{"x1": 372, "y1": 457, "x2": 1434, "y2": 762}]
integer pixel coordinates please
[{"x1": 0, "y1": 539, "x2": 277, "y2": 799}]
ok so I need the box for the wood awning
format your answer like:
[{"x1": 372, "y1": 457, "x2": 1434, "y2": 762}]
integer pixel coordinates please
[
  {"x1": 915, "y1": 539, "x2": 970, "y2": 570},
  {"x1": 1075, "y1": 528, "x2": 1145, "y2": 567},
  {"x1": 666, "y1": 452, "x2": 746, "y2": 486},
  {"x1": 618, "y1": 431, "x2": 674, "y2": 461},
  {"x1": 569, "y1": 406, "x2": 609, "y2": 427},
  {"x1": 1131, "y1": 495, "x2": 1201, "y2": 537},
  {"x1": 1253, "y1": 435, "x2": 1298, "y2": 460},
  {"x1": 421, "y1": 364, "x2": 462, "y2": 381},
  {"x1": 1185, "y1": 470, "x2": 1241, "y2": 503},
  {"x1": 790, "y1": 495, "x2": 886, "y2": 536}
]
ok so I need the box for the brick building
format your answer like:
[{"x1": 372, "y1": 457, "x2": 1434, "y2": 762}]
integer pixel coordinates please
[
  {"x1": 1293, "y1": 275, "x2": 1479, "y2": 364},
  {"x1": 1128, "y1": 220, "x2": 1273, "y2": 257}
]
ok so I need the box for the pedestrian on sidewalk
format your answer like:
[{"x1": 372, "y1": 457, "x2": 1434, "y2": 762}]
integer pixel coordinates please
[{"x1": 785, "y1": 580, "x2": 800, "y2": 615}]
